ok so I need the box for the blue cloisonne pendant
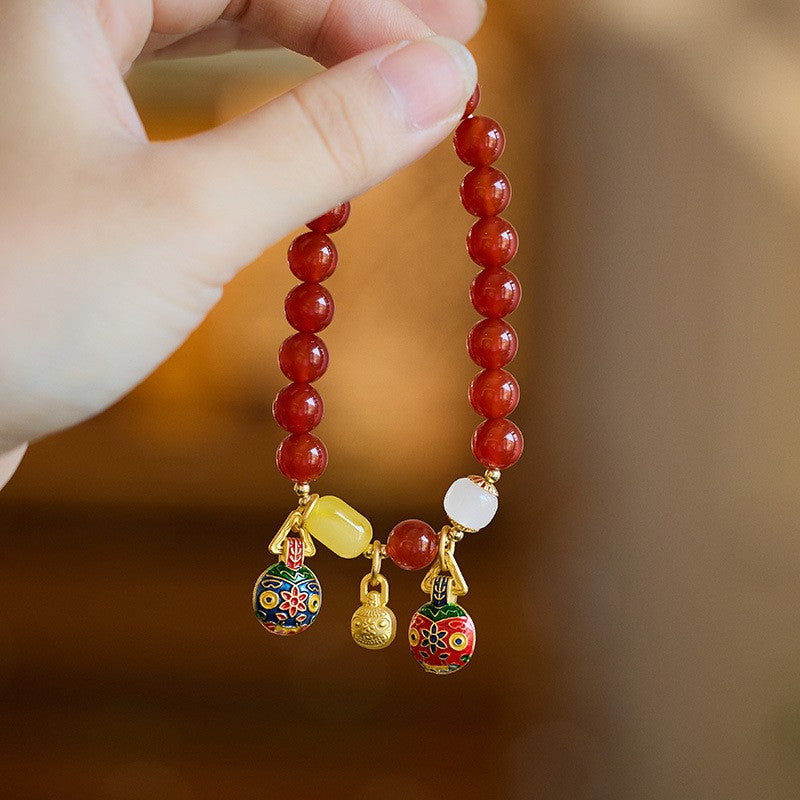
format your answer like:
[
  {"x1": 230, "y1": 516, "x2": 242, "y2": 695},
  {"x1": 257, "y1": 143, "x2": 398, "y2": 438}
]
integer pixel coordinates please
[{"x1": 253, "y1": 536, "x2": 321, "y2": 636}]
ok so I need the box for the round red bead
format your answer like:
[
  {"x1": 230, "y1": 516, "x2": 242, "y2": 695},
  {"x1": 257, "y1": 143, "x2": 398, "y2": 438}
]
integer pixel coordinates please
[
  {"x1": 471, "y1": 418, "x2": 524, "y2": 469},
  {"x1": 306, "y1": 202, "x2": 351, "y2": 233},
  {"x1": 469, "y1": 369, "x2": 520, "y2": 419},
  {"x1": 276, "y1": 433, "x2": 328, "y2": 482},
  {"x1": 467, "y1": 217, "x2": 518, "y2": 268},
  {"x1": 460, "y1": 167, "x2": 511, "y2": 217},
  {"x1": 278, "y1": 333, "x2": 329, "y2": 383},
  {"x1": 454, "y1": 116, "x2": 506, "y2": 167},
  {"x1": 467, "y1": 318, "x2": 518, "y2": 368},
  {"x1": 462, "y1": 84, "x2": 480, "y2": 119},
  {"x1": 386, "y1": 519, "x2": 438, "y2": 571},
  {"x1": 470, "y1": 268, "x2": 521, "y2": 318},
  {"x1": 273, "y1": 383, "x2": 324, "y2": 433},
  {"x1": 288, "y1": 232, "x2": 338, "y2": 282},
  {"x1": 285, "y1": 282, "x2": 334, "y2": 333}
]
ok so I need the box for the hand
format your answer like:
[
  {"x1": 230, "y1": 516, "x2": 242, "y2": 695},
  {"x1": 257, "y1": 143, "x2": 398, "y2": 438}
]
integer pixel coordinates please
[{"x1": 0, "y1": 0, "x2": 481, "y2": 483}]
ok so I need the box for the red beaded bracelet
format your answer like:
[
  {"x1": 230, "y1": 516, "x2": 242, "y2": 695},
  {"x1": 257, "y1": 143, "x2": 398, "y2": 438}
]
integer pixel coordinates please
[{"x1": 253, "y1": 85, "x2": 523, "y2": 674}]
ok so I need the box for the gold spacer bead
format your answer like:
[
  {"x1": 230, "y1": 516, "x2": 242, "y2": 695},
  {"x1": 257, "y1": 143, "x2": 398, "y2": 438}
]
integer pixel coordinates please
[
  {"x1": 293, "y1": 482, "x2": 312, "y2": 505},
  {"x1": 484, "y1": 468, "x2": 501, "y2": 484},
  {"x1": 362, "y1": 540, "x2": 387, "y2": 558},
  {"x1": 448, "y1": 526, "x2": 466, "y2": 542}
]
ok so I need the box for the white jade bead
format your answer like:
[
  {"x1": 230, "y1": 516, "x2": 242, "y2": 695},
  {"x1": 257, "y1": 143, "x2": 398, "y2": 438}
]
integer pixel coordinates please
[{"x1": 443, "y1": 477, "x2": 498, "y2": 531}]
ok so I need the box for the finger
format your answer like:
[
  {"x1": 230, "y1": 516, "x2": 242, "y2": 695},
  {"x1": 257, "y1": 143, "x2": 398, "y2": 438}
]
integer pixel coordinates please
[
  {"x1": 99, "y1": 0, "x2": 484, "y2": 70},
  {"x1": 138, "y1": 22, "x2": 278, "y2": 64},
  {"x1": 0, "y1": 2, "x2": 145, "y2": 142},
  {"x1": 150, "y1": 36, "x2": 477, "y2": 287},
  {"x1": 96, "y1": 0, "x2": 153, "y2": 72},
  {"x1": 400, "y1": 0, "x2": 486, "y2": 44},
  {"x1": 0, "y1": 444, "x2": 26, "y2": 490},
  {"x1": 222, "y1": 0, "x2": 486, "y2": 65}
]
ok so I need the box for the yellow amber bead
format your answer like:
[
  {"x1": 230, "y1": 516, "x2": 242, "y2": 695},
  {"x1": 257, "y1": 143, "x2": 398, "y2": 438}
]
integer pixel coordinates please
[{"x1": 303, "y1": 495, "x2": 372, "y2": 558}]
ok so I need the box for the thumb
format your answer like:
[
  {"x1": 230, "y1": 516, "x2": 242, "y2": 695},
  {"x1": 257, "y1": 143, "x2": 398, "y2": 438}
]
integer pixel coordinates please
[{"x1": 152, "y1": 36, "x2": 477, "y2": 284}]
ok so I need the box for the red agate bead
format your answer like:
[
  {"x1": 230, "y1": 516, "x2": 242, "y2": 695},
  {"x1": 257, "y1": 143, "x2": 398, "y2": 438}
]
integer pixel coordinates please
[
  {"x1": 285, "y1": 283, "x2": 334, "y2": 333},
  {"x1": 469, "y1": 369, "x2": 520, "y2": 418},
  {"x1": 288, "y1": 232, "x2": 338, "y2": 282},
  {"x1": 276, "y1": 433, "x2": 328, "y2": 482},
  {"x1": 470, "y1": 268, "x2": 521, "y2": 318},
  {"x1": 467, "y1": 318, "x2": 518, "y2": 368},
  {"x1": 471, "y1": 418, "x2": 524, "y2": 469},
  {"x1": 462, "y1": 84, "x2": 480, "y2": 119},
  {"x1": 454, "y1": 116, "x2": 506, "y2": 167},
  {"x1": 460, "y1": 167, "x2": 511, "y2": 217},
  {"x1": 386, "y1": 520, "x2": 438, "y2": 571},
  {"x1": 273, "y1": 383, "x2": 324, "y2": 433},
  {"x1": 467, "y1": 217, "x2": 518, "y2": 268},
  {"x1": 278, "y1": 333, "x2": 329, "y2": 383},
  {"x1": 306, "y1": 202, "x2": 351, "y2": 233}
]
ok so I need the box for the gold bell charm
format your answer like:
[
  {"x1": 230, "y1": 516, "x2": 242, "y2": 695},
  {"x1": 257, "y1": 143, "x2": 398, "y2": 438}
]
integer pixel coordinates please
[{"x1": 351, "y1": 540, "x2": 396, "y2": 649}]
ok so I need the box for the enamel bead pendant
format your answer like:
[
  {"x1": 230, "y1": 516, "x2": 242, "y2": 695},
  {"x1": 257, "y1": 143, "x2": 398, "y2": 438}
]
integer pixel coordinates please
[
  {"x1": 253, "y1": 514, "x2": 321, "y2": 636},
  {"x1": 409, "y1": 525, "x2": 475, "y2": 674},
  {"x1": 409, "y1": 575, "x2": 476, "y2": 675}
]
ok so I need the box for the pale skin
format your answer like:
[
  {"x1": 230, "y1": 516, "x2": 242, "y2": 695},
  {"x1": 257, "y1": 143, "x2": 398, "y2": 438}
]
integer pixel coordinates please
[{"x1": 0, "y1": 0, "x2": 483, "y2": 487}]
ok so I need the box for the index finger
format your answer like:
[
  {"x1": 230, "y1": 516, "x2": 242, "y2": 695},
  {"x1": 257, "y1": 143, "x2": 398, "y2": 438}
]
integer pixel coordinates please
[
  {"x1": 223, "y1": 0, "x2": 486, "y2": 64},
  {"x1": 102, "y1": 0, "x2": 485, "y2": 70}
]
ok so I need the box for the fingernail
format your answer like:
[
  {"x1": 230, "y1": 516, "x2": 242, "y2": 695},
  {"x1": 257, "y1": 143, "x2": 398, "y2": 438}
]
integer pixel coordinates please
[{"x1": 378, "y1": 36, "x2": 477, "y2": 131}]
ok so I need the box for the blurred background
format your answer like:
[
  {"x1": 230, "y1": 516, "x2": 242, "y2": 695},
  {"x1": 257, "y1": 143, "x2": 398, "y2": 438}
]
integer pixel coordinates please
[{"x1": 2, "y1": 1, "x2": 800, "y2": 798}]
